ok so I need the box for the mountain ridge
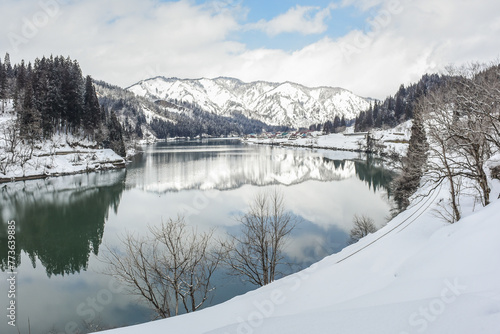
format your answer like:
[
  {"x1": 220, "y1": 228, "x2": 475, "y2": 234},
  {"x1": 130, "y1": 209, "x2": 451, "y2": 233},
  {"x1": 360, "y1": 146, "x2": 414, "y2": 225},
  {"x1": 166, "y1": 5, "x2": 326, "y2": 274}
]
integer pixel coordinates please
[
  {"x1": 127, "y1": 76, "x2": 372, "y2": 128},
  {"x1": 127, "y1": 75, "x2": 360, "y2": 93}
]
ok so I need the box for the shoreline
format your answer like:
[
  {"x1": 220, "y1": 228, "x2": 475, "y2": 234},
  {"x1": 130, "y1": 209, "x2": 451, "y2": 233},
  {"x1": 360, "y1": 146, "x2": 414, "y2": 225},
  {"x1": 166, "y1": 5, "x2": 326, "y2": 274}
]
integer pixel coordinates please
[
  {"x1": 0, "y1": 160, "x2": 126, "y2": 184},
  {"x1": 241, "y1": 123, "x2": 412, "y2": 160},
  {"x1": 244, "y1": 138, "x2": 403, "y2": 161},
  {"x1": 247, "y1": 139, "x2": 374, "y2": 154}
]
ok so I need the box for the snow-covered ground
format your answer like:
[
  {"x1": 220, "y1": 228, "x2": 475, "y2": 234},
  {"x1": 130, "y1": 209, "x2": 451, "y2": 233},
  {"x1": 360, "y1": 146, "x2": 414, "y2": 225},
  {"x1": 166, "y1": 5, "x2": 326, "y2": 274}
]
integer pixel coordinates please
[
  {"x1": 96, "y1": 152, "x2": 500, "y2": 333},
  {"x1": 246, "y1": 121, "x2": 412, "y2": 158},
  {"x1": 0, "y1": 108, "x2": 125, "y2": 183}
]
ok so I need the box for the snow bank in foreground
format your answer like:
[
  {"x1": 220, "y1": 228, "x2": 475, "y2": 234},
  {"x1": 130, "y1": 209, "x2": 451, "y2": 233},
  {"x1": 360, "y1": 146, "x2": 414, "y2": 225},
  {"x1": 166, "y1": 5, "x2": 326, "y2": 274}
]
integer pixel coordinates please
[{"x1": 98, "y1": 166, "x2": 500, "y2": 334}]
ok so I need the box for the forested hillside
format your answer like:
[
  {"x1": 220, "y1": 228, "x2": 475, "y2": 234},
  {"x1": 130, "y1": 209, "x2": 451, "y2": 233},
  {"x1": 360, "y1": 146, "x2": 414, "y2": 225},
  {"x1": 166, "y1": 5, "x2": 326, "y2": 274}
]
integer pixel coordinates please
[
  {"x1": 355, "y1": 74, "x2": 446, "y2": 131},
  {"x1": 127, "y1": 76, "x2": 371, "y2": 129},
  {"x1": 95, "y1": 80, "x2": 281, "y2": 141},
  {"x1": 0, "y1": 53, "x2": 126, "y2": 156},
  {"x1": 0, "y1": 52, "x2": 279, "y2": 165},
  {"x1": 306, "y1": 74, "x2": 445, "y2": 134}
]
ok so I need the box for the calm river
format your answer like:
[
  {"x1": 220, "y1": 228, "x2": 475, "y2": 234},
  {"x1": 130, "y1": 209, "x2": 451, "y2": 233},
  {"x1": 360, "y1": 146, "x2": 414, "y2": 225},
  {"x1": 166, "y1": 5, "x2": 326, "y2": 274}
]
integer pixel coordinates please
[{"x1": 0, "y1": 139, "x2": 395, "y2": 333}]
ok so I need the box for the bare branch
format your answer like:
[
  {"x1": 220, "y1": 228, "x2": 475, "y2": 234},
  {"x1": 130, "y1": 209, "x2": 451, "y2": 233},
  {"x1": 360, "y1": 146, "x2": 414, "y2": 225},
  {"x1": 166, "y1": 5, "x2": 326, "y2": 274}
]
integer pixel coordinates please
[
  {"x1": 220, "y1": 188, "x2": 297, "y2": 286},
  {"x1": 100, "y1": 216, "x2": 221, "y2": 319}
]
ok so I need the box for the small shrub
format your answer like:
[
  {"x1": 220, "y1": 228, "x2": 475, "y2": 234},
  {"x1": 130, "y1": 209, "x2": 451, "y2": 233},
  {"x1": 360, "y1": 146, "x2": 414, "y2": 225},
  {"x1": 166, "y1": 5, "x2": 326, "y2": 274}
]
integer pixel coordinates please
[{"x1": 349, "y1": 214, "x2": 377, "y2": 244}]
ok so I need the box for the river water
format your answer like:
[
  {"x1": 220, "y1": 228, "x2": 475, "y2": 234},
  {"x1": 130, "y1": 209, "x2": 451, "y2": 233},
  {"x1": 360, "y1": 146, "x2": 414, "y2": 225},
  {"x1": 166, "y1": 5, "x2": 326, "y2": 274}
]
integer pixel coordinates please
[{"x1": 0, "y1": 139, "x2": 396, "y2": 333}]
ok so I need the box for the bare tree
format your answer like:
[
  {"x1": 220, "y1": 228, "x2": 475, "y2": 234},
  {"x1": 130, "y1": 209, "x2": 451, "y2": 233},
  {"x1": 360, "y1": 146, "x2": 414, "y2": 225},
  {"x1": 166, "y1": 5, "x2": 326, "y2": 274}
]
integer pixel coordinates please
[
  {"x1": 2, "y1": 120, "x2": 19, "y2": 160},
  {"x1": 447, "y1": 62, "x2": 500, "y2": 153},
  {"x1": 421, "y1": 63, "x2": 496, "y2": 214},
  {"x1": 349, "y1": 214, "x2": 377, "y2": 244},
  {"x1": 0, "y1": 120, "x2": 24, "y2": 176},
  {"x1": 420, "y1": 89, "x2": 463, "y2": 222},
  {"x1": 444, "y1": 63, "x2": 498, "y2": 206},
  {"x1": 20, "y1": 110, "x2": 42, "y2": 161},
  {"x1": 101, "y1": 216, "x2": 221, "y2": 319},
  {"x1": 221, "y1": 188, "x2": 296, "y2": 286}
]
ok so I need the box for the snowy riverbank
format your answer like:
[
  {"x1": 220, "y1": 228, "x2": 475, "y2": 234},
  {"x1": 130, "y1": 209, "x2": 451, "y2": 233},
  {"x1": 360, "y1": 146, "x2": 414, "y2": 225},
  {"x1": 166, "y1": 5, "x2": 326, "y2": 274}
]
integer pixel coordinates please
[
  {"x1": 0, "y1": 111, "x2": 125, "y2": 183},
  {"x1": 245, "y1": 121, "x2": 412, "y2": 158}
]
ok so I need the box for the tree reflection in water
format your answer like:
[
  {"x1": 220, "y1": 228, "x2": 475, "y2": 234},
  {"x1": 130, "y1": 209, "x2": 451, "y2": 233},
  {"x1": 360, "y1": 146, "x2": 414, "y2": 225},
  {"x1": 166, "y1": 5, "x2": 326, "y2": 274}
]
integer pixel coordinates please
[{"x1": 0, "y1": 170, "x2": 126, "y2": 276}]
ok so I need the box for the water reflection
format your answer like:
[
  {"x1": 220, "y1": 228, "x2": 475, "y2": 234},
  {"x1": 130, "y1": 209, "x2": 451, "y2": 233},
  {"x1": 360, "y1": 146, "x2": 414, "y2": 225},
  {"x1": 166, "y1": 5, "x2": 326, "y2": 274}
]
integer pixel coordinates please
[
  {"x1": 353, "y1": 156, "x2": 395, "y2": 194},
  {"x1": 0, "y1": 170, "x2": 126, "y2": 276},
  {"x1": 0, "y1": 140, "x2": 396, "y2": 333},
  {"x1": 0, "y1": 141, "x2": 395, "y2": 288},
  {"x1": 126, "y1": 140, "x2": 393, "y2": 194}
]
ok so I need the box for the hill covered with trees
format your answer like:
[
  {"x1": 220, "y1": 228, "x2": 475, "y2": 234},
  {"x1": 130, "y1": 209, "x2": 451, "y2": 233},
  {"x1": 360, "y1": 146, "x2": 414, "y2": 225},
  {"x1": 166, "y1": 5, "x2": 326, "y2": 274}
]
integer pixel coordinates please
[
  {"x1": 95, "y1": 80, "x2": 285, "y2": 143},
  {"x1": 0, "y1": 53, "x2": 126, "y2": 157},
  {"x1": 355, "y1": 73, "x2": 446, "y2": 132}
]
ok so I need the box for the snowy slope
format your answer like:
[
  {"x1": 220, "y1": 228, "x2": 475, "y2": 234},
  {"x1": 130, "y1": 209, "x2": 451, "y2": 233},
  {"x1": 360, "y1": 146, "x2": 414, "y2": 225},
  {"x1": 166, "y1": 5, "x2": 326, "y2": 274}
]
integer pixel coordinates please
[
  {"x1": 127, "y1": 77, "x2": 372, "y2": 128},
  {"x1": 98, "y1": 169, "x2": 500, "y2": 333},
  {"x1": 0, "y1": 110, "x2": 125, "y2": 182}
]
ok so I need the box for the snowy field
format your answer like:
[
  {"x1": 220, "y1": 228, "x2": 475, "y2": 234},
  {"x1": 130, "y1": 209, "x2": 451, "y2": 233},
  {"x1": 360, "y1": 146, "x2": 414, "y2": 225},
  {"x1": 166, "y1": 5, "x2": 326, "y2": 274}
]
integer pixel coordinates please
[{"x1": 0, "y1": 107, "x2": 125, "y2": 182}]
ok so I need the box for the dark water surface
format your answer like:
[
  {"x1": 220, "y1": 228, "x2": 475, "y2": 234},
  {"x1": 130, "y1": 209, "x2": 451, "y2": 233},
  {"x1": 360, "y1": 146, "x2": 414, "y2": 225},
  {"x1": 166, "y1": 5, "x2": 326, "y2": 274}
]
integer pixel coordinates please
[{"x1": 0, "y1": 139, "x2": 395, "y2": 333}]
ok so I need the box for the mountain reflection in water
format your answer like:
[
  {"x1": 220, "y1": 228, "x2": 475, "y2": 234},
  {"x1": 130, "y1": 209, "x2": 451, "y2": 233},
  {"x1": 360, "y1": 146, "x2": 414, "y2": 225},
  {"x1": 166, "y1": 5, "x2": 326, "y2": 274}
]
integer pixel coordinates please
[{"x1": 126, "y1": 140, "x2": 393, "y2": 194}]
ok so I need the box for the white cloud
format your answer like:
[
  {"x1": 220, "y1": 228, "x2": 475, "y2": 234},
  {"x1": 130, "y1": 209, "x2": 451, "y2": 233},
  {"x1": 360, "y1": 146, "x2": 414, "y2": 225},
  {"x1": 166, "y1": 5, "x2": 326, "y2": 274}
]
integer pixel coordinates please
[
  {"x1": 247, "y1": 3, "x2": 337, "y2": 36},
  {"x1": 1, "y1": 0, "x2": 499, "y2": 99},
  {"x1": 0, "y1": 0, "x2": 243, "y2": 85},
  {"x1": 340, "y1": 0, "x2": 386, "y2": 11},
  {"x1": 229, "y1": 0, "x2": 500, "y2": 98}
]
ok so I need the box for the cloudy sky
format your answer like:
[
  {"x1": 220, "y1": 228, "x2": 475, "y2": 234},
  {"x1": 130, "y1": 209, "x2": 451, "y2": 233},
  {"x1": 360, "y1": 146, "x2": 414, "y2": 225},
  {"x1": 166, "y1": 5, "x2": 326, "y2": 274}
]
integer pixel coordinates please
[{"x1": 1, "y1": 0, "x2": 499, "y2": 98}]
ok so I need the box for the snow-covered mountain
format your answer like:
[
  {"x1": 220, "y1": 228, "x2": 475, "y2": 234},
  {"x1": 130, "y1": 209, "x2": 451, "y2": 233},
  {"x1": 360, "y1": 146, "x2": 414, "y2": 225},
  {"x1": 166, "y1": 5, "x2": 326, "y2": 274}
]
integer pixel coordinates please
[{"x1": 127, "y1": 77, "x2": 372, "y2": 128}]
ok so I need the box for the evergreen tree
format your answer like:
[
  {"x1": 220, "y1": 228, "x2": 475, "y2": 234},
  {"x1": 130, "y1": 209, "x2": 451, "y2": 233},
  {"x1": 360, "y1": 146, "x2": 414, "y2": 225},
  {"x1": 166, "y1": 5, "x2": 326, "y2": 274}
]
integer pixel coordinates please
[
  {"x1": 0, "y1": 59, "x2": 7, "y2": 112},
  {"x1": 33, "y1": 57, "x2": 52, "y2": 137},
  {"x1": 107, "y1": 111, "x2": 126, "y2": 157},
  {"x1": 355, "y1": 111, "x2": 365, "y2": 132},
  {"x1": 323, "y1": 120, "x2": 333, "y2": 134},
  {"x1": 13, "y1": 60, "x2": 28, "y2": 117},
  {"x1": 83, "y1": 75, "x2": 102, "y2": 138},
  {"x1": 372, "y1": 102, "x2": 379, "y2": 126},
  {"x1": 13, "y1": 60, "x2": 27, "y2": 112},
  {"x1": 404, "y1": 100, "x2": 414, "y2": 120},
  {"x1": 340, "y1": 116, "x2": 346, "y2": 128},
  {"x1": 135, "y1": 121, "x2": 143, "y2": 139},
  {"x1": 395, "y1": 85, "x2": 406, "y2": 121},
  {"x1": 357, "y1": 74, "x2": 445, "y2": 130},
  {"x1": 4, "y1": 53, "x2": 13, "y2": 78},
  {"x1": 333, "y1": 115, "x2": 341, "y2": 132},
  {"x1": 18, "y1": 64, "x2": 42, "y2": 156},
  {"x1": 2, "y1": 54, "x2": 129, "y2": 157},
  {"x1": 392, "y1": 104, "x2": 429, "y2": 209},
  {"x1": 365, "y1": 105, "x2": 374, "y2": 129},
  {"x1": 62, "y1": 59, "x2": 84, "y2": 132}
]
